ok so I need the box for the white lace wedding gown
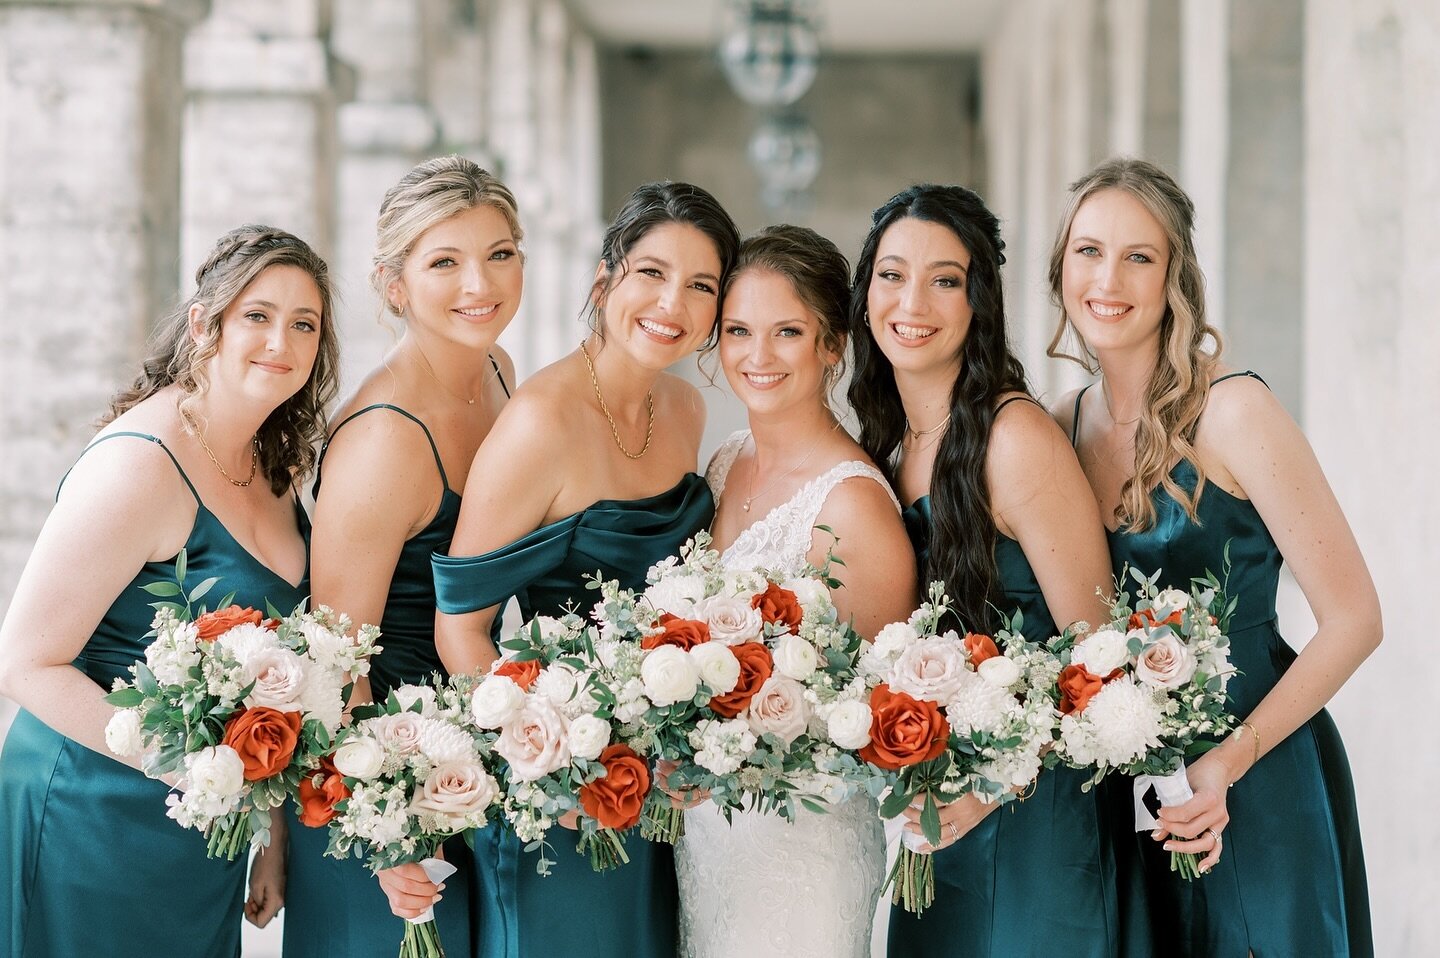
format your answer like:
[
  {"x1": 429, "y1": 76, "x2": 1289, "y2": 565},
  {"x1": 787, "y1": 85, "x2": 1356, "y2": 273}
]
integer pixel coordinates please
[{"x1": 675, "y1": 431, "x2": 895, "y2": 958}]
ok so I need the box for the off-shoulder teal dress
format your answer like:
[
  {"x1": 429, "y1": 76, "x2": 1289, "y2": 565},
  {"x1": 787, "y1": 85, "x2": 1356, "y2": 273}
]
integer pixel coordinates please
[
  {"x1": 432, "y1": 473, "x2": 714, "y2": 958},
  {"x1": 890, "y1": 477, "x2": 1122, "y2": 956},
  {"x1": 283, "y1": 398, "x2": 507, "y2": 958},
  {"x1": 0, "y1": 432, "x2": 311, "y2": 958},
  {"x1": 1076, "y1": 372, "x2": 1372, "y2": 957}
]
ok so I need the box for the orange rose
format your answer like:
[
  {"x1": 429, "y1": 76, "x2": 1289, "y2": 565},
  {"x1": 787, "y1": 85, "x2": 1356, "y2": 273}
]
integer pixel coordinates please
[
  {"x1": 194, "y1": 605, "x2": 264, "y2": 641},
  {"x1": 641, "y1": 613, "x2": 711, "y2": 652},
  {"x1": 1128, "y1": 608, "x2": 1182, "y2": 631},
  {"x1": 297, "y1": 755, "x2": 350, "y2": 827},
  {"x1": 222, "y1": 707, "x2": 302, "y2": 781},
  {"x1": 963, "y1": 632, "x2": 1000, "y2": 665},
  {"x1": 708, "y1": 642, "x2": 773, "y2": 717},
  {"x1": 579, "y1": 744, "x2": 651, "y2": 830},
  {"x1": 1058, "y1": 664, "x2": 1123, "y2": 715},
  {"x1": 495, "y1": 658, "x2": 542, "y2": 691},
  {"x1": 858, "y1": 683, "x2": 949, "y2": 770},
  {"x1": 750, "y1": 583, "x2": 803, "y2": 635}
]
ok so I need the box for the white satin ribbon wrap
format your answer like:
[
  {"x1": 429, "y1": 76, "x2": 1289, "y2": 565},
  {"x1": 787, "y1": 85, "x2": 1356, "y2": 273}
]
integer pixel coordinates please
[
  {"x1": 899, "y1": 826, "x2": 935, "y2": 854},
  {"x1": 406, "y1": 856, "x2": 459, "y2": 925},
  {"x1": 1132, "y1": 767, "x2": 1193, "y2": 831}
]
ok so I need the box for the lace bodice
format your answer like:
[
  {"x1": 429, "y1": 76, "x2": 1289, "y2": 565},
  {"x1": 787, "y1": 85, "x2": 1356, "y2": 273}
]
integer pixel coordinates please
[{"x1": 705, "y1": 430, "x2": 899, "y2": 575}]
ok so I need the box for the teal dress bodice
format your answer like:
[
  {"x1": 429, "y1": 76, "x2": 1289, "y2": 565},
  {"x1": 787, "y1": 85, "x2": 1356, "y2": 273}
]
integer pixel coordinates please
[
  {"x1": 433, "y1": 473, "x2": 714, "y2": 958},
  {"x1": 890, "y1": 494, "x2": 1121, "y2": 958},
  {"x1": 0, "y1": 432, "x2": 311, "y2": 958},
  {"x1": 1086, "y1": 373, "x2": 1372, "y2": 957}
]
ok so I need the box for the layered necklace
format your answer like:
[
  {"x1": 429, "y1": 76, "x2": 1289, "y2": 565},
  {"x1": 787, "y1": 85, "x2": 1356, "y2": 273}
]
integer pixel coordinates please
[{"x1": 580, "y1": 340, "x2": 654, "y2": 459}]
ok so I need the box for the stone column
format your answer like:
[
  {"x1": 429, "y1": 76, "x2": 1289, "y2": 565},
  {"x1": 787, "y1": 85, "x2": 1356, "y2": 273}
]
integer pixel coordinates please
[
  {"x1": 567, "y1": 29, "x2": 607, "y2": 314},
  {"x1": 0, "y1": 0, "x2": 204, "y2": 612},
  {"x1": 1178, "y1": 0, "x2": 1229, "y2": 337}
]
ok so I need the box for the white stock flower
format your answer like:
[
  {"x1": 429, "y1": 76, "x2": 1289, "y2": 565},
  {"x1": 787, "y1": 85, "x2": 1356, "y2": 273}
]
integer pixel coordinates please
[
  {"x1": 411, "y1": 761, "x2": 500, "y2": 828},
  {"x1": 567, "y1": 714, "x2": 612, "y2": 761},
  {"x1": 614, "y1": 679, "x2": 650, "y2": 724},
  {"x1": 243, "y1": 647, "x2": 307, "y2": 711},
  {"x1": 417, "y1": 719, "x2": 475, "y2": 765},
  {"x1": 745, "y1": 676, "x2": 810, "y2": 745},
  {"x1": 1134, "y1": 633, "x2": 1198, "y2": 689},
  {"x1": 693, "y1": 594, "x2": 763, "y2": 645},
  {"x1": 145, "y1": 635, "x2": 200, "y2": 687},
  {"x1": 470, "y1": 674, "x2": 526, "y2": 729},
  {"x1": 825, "y1": 698, "x2": 873, "y2": 750},
  {"x1": 1072, "y1": 628, "x2": 1131, "y2": 676},
  {"x1": 332, "y1": 736, "x2": 385, "y2": 781},
  {"x1": 945, "y1": 669, "x2": 1019, "y2": 738},
  {"x1": 889, "y1": 634, "x2": 970, "y2": 703},
  {"x1": 721, "y1": 568, "x2": 766, "y2": 597},
  {"x1": 772, "y1": 634, "x2": 820, "y2": 682},
  {"x1": 690, "y1": 641, "x2": 741, "y2": 694},
  {"x1": 297, "y1": 619, "x2": 350, "y2": 672},
  {"x1": 187, "y1": 745, "x2": 246, "y2": 799},
  {"x1": 780, "y1": 577, "x2": 829, "y2": 612},
  {"x1": 977, "y1": 654, "x2": 1023, "y2": 689},
  {"x1": 105, "y1": 709, "x2": 145, "y2": 757},
  {"x1": 643, "y1": 574, "x2": 707, "y2": 617},
  {"x1": 690, "y1": 718, "x2": 757, "y2": 776},
  {"x1": 494, "y1": 697, "x2": 571, "y2": 782},
  {"x1": 640, "y1": 645, "x2": 701, "y2": 707}
]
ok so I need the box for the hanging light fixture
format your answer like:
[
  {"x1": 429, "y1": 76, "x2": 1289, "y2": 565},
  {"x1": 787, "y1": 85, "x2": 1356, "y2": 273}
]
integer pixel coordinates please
[
  {"x1": 718, "y1": 0, "x2": 820, "y2": 107},
  {"x1": 749, "y1": 113, "x2": 822, "y2": 210}
]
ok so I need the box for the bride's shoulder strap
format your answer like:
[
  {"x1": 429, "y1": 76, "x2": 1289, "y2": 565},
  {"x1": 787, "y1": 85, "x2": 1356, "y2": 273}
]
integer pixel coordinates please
[{"x1": 704, "y1": 429, "x2": 751, "y2": 499}]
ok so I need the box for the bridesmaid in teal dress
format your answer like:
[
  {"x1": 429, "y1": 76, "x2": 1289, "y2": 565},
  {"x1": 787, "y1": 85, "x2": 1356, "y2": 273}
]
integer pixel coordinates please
[
  {"x1": 1050, "y1": 157, "x2": 1377, "y2": 956},
  {"x1": 425, "y1": 181, "x2": 739, "y2": 958},
  {"x1": 283, "y1": 158, "x2": 524, "y2": 958},
  {"x1": 845, "y1": 185, "x2": 1125, "y2": 957},
  {"x1": 0, "y1": 225, "x2": 339, "y2": 957}
]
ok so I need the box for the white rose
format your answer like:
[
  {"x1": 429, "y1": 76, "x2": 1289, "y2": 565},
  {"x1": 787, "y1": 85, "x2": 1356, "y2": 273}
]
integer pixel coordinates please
[
  {"x1": 410, "y1": 761, "x2": 501, "y2": 827},
  {"x1": 693, "y1": 594, "x2": 763, "y2": 645},
  {"x1": 494, "y1": 698, "x2": 571, "y2": 782},
  {"x1": 643, "y1": 574, "x2": 707, "y2": 617},
  {"x1": 1072, "y1": 628, "x2": 1131, "y2": 676},
  {"x1": 977, "y1": 654, "x2": 1023, "y2": 688},
  {"x1": 745, "y1": 676, "x2": 810, "y2": 745},
  {"x1": 372, "y1": 712, "x2": 426, "y2": 756},
  {"x1": 690, "y1": 641, "x2": 741, "y2": 694},
  {"x1": 772, "y1": 634, "x2": 820, "y2": 682},
  {"x1": 105, "y1": 709, "x2": 145, "y2": 757},
  {"x1": 392, "y1": 684, "x2": 438, "y2": 717},
  {"x1": 1134, "y1": 633, "x2": 1198, "y2": 689},
  {"x1": 826, "y1": 699, "x2": 873, "y2": 750},
  {"x1": 640, "y1": 645, "x2": 701, "y2": 707},
  {"x1": 333, "y1": 735, "x2": 385, "y2": 780},
  {"x1": 780, "y1": 577, "x2": 830, "y2": 612},
  {"x1": 243, "y1": 647, "x2": 307, "y2": 711},
  {"x1": 187, "y1": 744, "x2": 246, "y2": 798},
  {"x1": 889, "y1": 634, "x2": 970, "y2": 703},
  {"x1": 470, "y1": 674, "x2": 526, "y2": 729},
  {"x1": 567, "y1": 714, "x2": 612, "y2": 761}
]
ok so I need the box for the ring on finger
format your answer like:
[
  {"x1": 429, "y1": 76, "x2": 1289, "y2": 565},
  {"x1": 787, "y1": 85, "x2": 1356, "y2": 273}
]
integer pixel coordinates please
[
  {"x1": 1203, "y1": 827, "x2": 1222, "y2": 847},
  {"x1": 946, "y1": 821, "x2": 960, "y2": 844}
]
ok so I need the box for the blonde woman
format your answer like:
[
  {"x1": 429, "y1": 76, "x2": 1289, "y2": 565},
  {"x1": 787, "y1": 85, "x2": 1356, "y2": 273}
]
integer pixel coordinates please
[{"x1": 1051, "y1": 156, "x2": 1377, "y2": 957}]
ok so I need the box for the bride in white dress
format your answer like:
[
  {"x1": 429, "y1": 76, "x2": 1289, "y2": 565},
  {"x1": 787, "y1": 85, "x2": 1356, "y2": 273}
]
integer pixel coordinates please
[{"x1": 674, "y1": 226, "x2": 918, "y2": 957}]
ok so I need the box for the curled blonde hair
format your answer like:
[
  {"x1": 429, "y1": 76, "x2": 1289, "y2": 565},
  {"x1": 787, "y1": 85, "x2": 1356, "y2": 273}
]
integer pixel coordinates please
[
  {"x1": 372, "y1": 155, "x2": 523, "y2": 316},
  {"x1": 105, "y1": 225, "x2": 339, "y2": 495},
  {"x1": 1046, "y1": 157, "x2": 1223, "y2": 531}
]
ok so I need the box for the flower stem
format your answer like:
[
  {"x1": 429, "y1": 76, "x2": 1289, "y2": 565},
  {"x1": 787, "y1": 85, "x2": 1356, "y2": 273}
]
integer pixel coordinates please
[
  {"x1": 205, "y1": 817, "x2": 250, "y2": 861},
  {"x1": 1171, "y1": 850, "x2": 1203, "y2": 881},
  {"x1": 883, "y1": 847, "x2": 935, "y2": 915},
  {"x1": 640, "y1": 803, "x2": 685, "y2": 844},
  {"x1": 579, "y1": 828, "x2": 631, "y2": 872},
  {"x1": 400, "y1": 918, "x2": 446, "y2": 958}
]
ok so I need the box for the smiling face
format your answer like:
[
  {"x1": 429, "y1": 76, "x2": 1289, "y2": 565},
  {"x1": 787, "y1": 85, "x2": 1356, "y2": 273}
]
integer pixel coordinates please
[
  {"x1": 595, "y1": 221, "x2": 723, "y2": 369},
  {"x1": 203, "y1": 264, "x2": 324, "y2": 406},
  {"x1": 389, "y1": 203, "x2": 523, "y2": 349},
  {"x1": 866, "y1": 217, "x2": 974, "y2": 381},
  {"x1": 719, "y1": 268, "x2": 839, "y2": 420},
  {"x1": 1060, "y1": 187, "x2": 1171, "y2": 357}
]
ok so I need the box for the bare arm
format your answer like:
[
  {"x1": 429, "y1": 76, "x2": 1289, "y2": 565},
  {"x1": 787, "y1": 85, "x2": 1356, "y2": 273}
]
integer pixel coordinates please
[{"x1": 807, "y1": 477, "x2": 919, "y2": 639}]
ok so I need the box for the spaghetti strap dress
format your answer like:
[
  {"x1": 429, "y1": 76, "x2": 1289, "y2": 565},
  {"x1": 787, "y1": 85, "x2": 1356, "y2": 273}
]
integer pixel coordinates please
[
  {"x1": 0, "y1": 431, "x2": 310, "y2": 958},
  {"x1": 432, "y1": 473, "x2": 714, "y2": 958},
  {"x1": 1076, "y1": 371, "x2": 1372, "y2": 957}
]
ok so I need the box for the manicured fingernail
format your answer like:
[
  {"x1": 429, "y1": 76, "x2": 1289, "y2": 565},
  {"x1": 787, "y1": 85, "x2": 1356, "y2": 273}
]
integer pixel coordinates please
[
  {"x1": 1150, "y1": 829, "x2": 1164, "y2": 839},
  {"x1": 436, "y1": 883, "x2": 446, "y2": 892},
  {"x1": 1163, "y1": 843, "x2": 1174, "y2": 851}
]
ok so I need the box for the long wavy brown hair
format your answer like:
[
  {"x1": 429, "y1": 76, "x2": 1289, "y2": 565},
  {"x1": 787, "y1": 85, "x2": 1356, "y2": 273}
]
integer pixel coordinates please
[
  {"x1": 104, "y1": 225, "x2": 339, "y2": 495},
  {"x1": 1046, "y1": 158, "x2": 1224, "y2": 532}
]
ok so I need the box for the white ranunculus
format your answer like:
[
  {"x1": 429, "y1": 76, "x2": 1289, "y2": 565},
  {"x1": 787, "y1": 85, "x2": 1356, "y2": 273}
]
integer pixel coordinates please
[
  {"x1": 105, "y1": 709, "x2": 145, "y2": 757},
  {"x1": 825, "y1": 699, "x2": 873, "y2": 750},
  {"x1": 470, "y1": 674, "x2": 525, "y2": 729},
  {"x1": 1072, "y1": 628, "x2": 1130, "y2": 676},
  {"x1": 372, "y1": 712, "x2": 425, "y2": 756},
  {"x1": 410, "y1": 761, "x2": 500, "y2": 827},
  {"x1": 567, "y1": 714, "x2": 612, "y2": 761},
  {"x1": 640, "y1": 645, "x2": 701, "y2": 707},
  {"x1": 872, "y1": 621, "x2": 919, "y2": 659},
  {"x1": 494, "y1": 698, "x2": 571, "y2": 782},
  {"x1": 333, "y1": 736, "x2": 385, "y2": 781},
  {"x1": 1152, "y1": 589, "x2": 1190, "y2": 621},
  {"x1": 889, "y1": 634, "x2": 971, "y2": 703},
  {"x1": 187, "y1": 744, "x2": 246, "y2": 798},
  {"x1": 780, "y1": 577, "x2": 829, "y2": 612},
  {"x1": 393, "y1": 684, "x2": 438, "y2": 717},
  {"x1": 643, "y1": 574, "x2": 707, "y2": 617},
  {"x1": 297, "y1": 620, "x2": 350, "y2": 672},
  {"x1": 533, "y1": 663, "x2": 581, "y2": 711},
  {"x1": 772, "y1": 634, "x2": 820, "y2": 682},
  {"x1": 1134, "y1": 633, "x2": 1198, "y2": 689},
  {"x1": 693, "y1": 594, "x2": 764, "y2": 645},
  {"x1": 977, "y1": 654, "x2": 1023, "y2": 689},
  {"x1": 690, "y1": 641, "x2": 741, "y2": 695},
  {"x1": 745, "y1": 676, "x2": 810, "y2": 745}
]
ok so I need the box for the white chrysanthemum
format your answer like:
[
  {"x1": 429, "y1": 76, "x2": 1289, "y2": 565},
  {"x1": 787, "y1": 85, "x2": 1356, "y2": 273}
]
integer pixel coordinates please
[
  {"x1": 299, "y1": 669, "x2": 345, "y2": 732},
  {"x1": 1062, "y1": 677, "x2": 1164, "y2": 767},
  {"x1": 945, "y1": 669, "x2": 1019, "y2": 738},
  {"x1": 643, "y1": 574, "x2": 707, "y2": 617},
  {"x1": 417, "y1": 718, "x2": 474, "y2": 765},
  {"x1": 216, "y1": 623, "x2": 279, "y2": 669}
]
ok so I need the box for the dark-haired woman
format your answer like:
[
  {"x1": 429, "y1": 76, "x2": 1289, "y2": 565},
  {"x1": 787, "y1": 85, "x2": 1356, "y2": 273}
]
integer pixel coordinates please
[
  {"x1": 846, "y1": 185, "x2": 1121, "y2": 957},
  {"x1": 426, "y1": 181, "x2": 740, "y2": 958},
  {"x1": 0, "y1": 226, "x2": 338, "y2": 957}
]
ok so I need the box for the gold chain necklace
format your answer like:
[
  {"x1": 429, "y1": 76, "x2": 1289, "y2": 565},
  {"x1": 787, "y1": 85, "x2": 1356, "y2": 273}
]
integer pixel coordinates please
[
  {"x1": 413, "y1": 339, "x2": 491, "y2": 405},
  {"x1": 181, "y1": 408, "x2": 258, "y2": 487},
  {"x1": 905, "y1": 413, "x2": 951, "y2": 441},
  {"x1": 742, "y1": 422, "x2": 837, "y2": 512},
  {"x1": 580, "y1": 340, "x2": 653, "y2": 459},
  {"x1": 1100, "y1": 381, "x2": 1142, "y2": 426}
]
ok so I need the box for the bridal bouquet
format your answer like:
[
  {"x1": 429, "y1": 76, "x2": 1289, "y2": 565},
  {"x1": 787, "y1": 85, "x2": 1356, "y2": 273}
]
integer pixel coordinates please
[
  {"x1": 324, "y1": 678, "x2": 503, "y2": 958},
  {"x1": 859, "y1": 582, "x2": 1062, "y2": 915},
  {"x1": 103, "y1": 550, "x2": 380, "y2": 859},
  {"x1": 1048, "y1": 564, "x2": 1237, "y2": 879},
  {"x1": 475, "y1": 612, "x2": 654, "y2": 874},
  {"x1": 589, "y1": 531, "x2": 880, "y2": 845}
]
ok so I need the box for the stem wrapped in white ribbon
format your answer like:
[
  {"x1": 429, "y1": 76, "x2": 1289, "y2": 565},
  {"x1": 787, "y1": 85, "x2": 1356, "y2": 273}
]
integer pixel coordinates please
[
  {"x1": 1132, "y1": 766, "x2": 1193, "y2": 831},
  {"x1": 405, "y1": 857, "x2": 459, "y2": 925}
]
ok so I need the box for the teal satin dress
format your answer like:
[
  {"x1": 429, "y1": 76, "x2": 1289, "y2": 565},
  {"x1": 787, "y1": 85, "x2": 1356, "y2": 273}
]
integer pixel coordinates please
[
  {"x1": 0, "y1": 432, "x2": 311, "y2": 958},
  {"x1": 283, "y1": 401, "x2": 508, "y2": 958},
  {"x1": 1077, "y1": 372, "x2": 1373, "y2": 957},
  {"x1": 889, "y1": 493, "x2": 1122, "y2": 958},
  {"x1": 432, "y1": 473, "x2": 714, "y2": 958}
]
